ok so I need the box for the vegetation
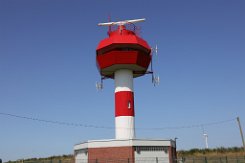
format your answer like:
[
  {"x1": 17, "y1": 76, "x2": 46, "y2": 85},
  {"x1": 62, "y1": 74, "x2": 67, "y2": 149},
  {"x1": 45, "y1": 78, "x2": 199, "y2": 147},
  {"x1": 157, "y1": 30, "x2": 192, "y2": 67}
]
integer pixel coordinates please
[
  {"x1": 177, "y1": 147, "x2": 245, "y2": 157},
  {"x1": 6, "y1": 155, "x2": 73, "y2": 163}
]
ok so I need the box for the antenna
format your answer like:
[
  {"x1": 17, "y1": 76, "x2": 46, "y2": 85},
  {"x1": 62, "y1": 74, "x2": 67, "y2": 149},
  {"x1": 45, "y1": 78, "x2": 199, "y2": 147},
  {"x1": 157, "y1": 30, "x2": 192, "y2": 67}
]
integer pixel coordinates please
[
  {"x1": 155, "y1": 45, "x2": 158, "y2": 55},
  {"x1": 150, "y1": 44, "x2": 160, "y2": 86},
  {"x1": 95, "y1": 78, "x2": 103, "y2": 91},
  {"x1": 98, "y1": 18, "x2": 146, "y2": 26},
  {"x1": 108, "y1": 14, "x2": 112, "y2": 34},
  {"x1": 152, "y1": 75, "x2": 160, "y2": 86}
]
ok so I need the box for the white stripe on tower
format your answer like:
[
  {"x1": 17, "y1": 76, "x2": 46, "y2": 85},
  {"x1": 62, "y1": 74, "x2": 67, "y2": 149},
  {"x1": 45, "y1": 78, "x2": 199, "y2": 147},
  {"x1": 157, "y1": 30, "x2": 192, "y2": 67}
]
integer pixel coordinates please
[{"x1": 115, "y1": 69, "x2": 135, "y2": 139}]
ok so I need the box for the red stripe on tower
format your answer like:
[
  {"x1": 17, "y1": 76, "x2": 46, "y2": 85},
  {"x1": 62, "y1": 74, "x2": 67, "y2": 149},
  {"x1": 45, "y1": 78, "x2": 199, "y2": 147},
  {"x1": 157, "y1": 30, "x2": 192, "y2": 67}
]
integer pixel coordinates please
[{"x1": 115, "y1": 91, "x2": 134, "y2": 117}]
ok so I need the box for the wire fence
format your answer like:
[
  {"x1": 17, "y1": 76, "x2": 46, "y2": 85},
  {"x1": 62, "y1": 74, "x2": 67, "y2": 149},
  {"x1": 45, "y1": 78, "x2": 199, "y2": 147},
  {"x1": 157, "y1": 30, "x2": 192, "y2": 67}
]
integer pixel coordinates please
[
  {"x1": 6, "y1": 156, "x2": 245, "y2": 163},
  {"x1": 8, "y1": 158, "x2": 169, "y2": 163},
  {"x1": 179, "y1": 156, "x2": 245, "y2": 163},
  {"x1": 9, "y1": 159, "x2": 72, "y2": 163},
  {"x1": 75, "y1": 157, "x2": 170, "y2": 163}
]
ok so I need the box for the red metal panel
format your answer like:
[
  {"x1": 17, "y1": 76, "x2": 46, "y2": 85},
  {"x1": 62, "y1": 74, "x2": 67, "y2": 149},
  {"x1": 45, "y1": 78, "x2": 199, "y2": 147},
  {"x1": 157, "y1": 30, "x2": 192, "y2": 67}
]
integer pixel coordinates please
[
  {"x1": 136, "y1": 52, "x2": 152, "y2": 68},
  {"x1": 115, "y1": 91, "x2": 134, "y2": 117},
  {"x1": 96, "y1": 51, "x2": 151, "y2": 70},
  {"x1": 96, "y1": 29, "x2": 151, "y2": 51}
]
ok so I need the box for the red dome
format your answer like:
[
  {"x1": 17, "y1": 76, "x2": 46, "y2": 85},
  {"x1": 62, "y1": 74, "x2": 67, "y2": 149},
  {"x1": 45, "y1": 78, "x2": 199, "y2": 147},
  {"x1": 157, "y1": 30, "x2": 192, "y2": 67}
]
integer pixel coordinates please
[{"x1": 96, "y1": 26, "x2": 151, "y2": 78}]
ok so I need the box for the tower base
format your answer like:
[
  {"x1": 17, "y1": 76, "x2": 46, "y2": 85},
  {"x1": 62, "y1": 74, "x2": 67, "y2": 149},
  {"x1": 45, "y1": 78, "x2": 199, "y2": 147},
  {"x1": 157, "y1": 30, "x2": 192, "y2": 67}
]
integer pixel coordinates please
[{"x1": 74, "y1": 139, "x2": 176, "y2": 163}]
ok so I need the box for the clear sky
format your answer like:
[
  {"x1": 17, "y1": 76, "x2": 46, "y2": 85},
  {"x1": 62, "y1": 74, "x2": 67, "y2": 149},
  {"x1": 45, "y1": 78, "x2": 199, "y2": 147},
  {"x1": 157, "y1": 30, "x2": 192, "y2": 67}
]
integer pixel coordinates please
[{"x1": 0, "y1": 0, "x2": 245, "y2": 161}]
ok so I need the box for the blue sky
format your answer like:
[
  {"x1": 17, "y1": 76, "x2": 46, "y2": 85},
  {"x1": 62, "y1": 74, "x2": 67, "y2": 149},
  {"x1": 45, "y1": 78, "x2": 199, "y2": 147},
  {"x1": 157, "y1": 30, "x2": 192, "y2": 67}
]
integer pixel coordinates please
[{"x1": 0, "y1": 0, "x2": 245, "y2": 161}]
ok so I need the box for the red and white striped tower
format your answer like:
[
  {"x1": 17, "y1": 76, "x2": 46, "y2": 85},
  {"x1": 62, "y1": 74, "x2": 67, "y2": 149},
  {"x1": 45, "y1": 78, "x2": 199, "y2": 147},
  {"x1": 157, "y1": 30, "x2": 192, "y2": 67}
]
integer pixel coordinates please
[
  {"x1": 115, "y1": 69, "x2": 135, "y2": 139},
  {"x1": 96, "y1": 19, "x2": 152, "y2": 139},
  {"x1": 74, "y1": 19, "x2": 177, "y2": 163}
]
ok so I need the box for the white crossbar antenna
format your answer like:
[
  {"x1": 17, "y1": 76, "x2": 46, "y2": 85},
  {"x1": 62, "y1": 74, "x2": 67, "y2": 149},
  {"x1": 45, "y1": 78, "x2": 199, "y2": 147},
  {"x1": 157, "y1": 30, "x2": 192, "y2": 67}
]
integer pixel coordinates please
[{"x1": 98, "y1": 18, "x2": 146, "y2": 26}]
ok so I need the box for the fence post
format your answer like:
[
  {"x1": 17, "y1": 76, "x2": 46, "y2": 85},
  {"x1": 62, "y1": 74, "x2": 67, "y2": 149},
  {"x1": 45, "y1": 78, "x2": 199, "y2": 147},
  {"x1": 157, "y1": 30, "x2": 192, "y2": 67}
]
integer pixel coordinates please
[
  {"x1": 156, "y1": 157, "x2": 158, "y2": 163},
  {"x1": 225, "y1": 156, "x2": 228, "y2": 163},
  {"x1": 219, "y1": 157, "x2": 222, "y2": 163},
  {"x1": 128, "y1": 158, "x2": 130, "y2": 163},
  {"x1": 204, "y1": 157, "x2": 208, "y2": 163},
  {"x1": 59, "y1": 159, "x2": 61, "y2": 163},
  {"x1": 95, "y1": 159, "x2": 98, "y2": 163}
]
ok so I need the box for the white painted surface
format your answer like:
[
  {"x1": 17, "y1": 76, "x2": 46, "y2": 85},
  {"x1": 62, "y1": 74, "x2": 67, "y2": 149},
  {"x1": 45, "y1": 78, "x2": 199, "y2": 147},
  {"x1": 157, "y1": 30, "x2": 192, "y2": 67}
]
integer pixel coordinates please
[
  {"x1": 115, "y1": 69, "x2": 133, "y2": 92},
  {"x1": 74, "y1": 149, "x2": 88, "y2": 163},
  {"x1": 134, "y1": 149, "x2": 168, "y2": 158},
  {"x1": 74, "y1": 139, "x2": 173, "y2": 149},
  {"x1": 133, "y1": 140, "x2": 174, "y2": 147},
  {"x1": 115, "y1": 116, "x2": 135, "y2": 139},
  {"x1": 134, "y1": 149, "x2": 169, "y2": 163}
]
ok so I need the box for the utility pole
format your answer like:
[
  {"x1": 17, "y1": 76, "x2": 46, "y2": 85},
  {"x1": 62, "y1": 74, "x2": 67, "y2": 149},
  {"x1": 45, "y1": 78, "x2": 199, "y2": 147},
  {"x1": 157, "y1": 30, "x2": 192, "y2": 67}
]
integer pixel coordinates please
[{"x1": 236, "y1": 117, "x2": 245, "y2": 152}]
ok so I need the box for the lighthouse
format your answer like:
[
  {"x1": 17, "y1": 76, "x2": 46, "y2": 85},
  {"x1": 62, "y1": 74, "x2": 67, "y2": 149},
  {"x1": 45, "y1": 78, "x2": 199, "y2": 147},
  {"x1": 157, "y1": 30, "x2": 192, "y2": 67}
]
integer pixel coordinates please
[
  {"x1": 74, "y1": 18, "x2": 177, "y2": 163},
  {"x1": 96, "y1": 18, "x2": 151, "y2": 139}
]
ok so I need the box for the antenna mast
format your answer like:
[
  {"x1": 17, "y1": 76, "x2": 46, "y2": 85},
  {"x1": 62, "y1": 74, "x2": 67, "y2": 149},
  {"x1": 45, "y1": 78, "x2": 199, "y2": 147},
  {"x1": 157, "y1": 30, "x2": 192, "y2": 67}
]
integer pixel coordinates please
[{"x1": 98, "y1": 18, "x2": 146, "y2": 26}]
